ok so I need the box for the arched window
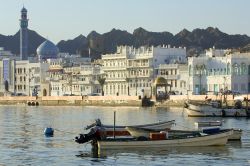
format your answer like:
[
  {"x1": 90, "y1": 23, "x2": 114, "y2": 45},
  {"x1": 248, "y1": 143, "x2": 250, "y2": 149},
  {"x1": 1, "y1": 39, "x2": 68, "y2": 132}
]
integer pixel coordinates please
[
  {"x1": 233, "y1": 63, "x2": 239, "y2": 75},
  {"x1": 241, "y1": 63, "x2": 247, "y2": 75}
]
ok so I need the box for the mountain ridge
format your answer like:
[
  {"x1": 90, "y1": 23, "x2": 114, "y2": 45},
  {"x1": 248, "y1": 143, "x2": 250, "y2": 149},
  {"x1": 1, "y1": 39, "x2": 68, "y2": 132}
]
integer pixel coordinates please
[{"x1": 0, "y1": 27, "x2": 250, "y2": 58}]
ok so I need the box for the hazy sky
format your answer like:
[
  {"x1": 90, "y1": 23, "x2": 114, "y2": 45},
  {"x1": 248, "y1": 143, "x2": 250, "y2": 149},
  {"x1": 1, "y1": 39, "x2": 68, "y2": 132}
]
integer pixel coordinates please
[{"x1": 0, "y1": 0, "x2": 249, "y2": 43}]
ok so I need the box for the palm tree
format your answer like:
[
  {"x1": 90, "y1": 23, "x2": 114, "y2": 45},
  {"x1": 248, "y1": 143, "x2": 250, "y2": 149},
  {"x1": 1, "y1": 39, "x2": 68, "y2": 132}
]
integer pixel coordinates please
[{"x1": 98, "y1": 77, "x2": 106, "y2": 96}]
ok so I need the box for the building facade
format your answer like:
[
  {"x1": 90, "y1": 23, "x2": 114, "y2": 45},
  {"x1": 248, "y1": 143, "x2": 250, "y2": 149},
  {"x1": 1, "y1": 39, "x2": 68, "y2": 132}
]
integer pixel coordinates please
[
  {"x1": 102, "y1": 45, "x2": 187, "y2": 96},
  {"x1": 188, "y1": 48, "x2": 250, "y2": 94}
]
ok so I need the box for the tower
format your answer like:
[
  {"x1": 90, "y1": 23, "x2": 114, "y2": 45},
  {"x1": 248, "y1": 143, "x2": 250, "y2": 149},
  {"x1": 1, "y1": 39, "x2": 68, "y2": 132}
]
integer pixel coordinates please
[{"x1": 20, "y1": 7, "x2": 29, "y2": 60}]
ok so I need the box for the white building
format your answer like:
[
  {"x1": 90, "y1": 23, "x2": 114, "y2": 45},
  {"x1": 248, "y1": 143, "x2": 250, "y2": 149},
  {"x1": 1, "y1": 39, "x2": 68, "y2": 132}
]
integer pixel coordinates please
[
  {"x1": 156, "y1": 64, "x2": 188, "y2": 95},
  {"x1": 102, "y1": 45, "x2": 187, "y2": 96},
  {"x1": 188, "y1": 47, "x2": 250, "y2": 94},
  {"x1": 15, "y1": 60, "x2": 49, "y2": 96},
  {"x1": 48, "y1": 58, "x2": 102, "y2": 96}
]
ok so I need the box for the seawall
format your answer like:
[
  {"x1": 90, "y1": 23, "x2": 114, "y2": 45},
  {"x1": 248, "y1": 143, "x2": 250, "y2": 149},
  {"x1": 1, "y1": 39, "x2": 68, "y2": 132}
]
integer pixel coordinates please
[
  {"x1": 0, "y1": 94, "x2": 245, "y2": 107},
  {"x1": 0, "y1": 96, "x2": 141, "y2": 106}
]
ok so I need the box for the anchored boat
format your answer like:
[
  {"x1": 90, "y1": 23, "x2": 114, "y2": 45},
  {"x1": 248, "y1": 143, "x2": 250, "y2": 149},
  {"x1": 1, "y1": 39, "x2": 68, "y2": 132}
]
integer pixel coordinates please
[
  {"x1": 185, "y1": 101, "x2": 250, "y2": 117},
  {"x1": 85, "y1": 119, "x2": 175, "y2": 136}
]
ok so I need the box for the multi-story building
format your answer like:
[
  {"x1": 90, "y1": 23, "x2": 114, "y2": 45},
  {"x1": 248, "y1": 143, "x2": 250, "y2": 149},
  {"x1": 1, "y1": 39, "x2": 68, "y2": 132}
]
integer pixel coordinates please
[
  {"x1": 156, "y1": 64, "x2": 188, "y2": 95},
  {"x1": 49, "y1": 58, "x2": 102, "y2": 96},
  {"x1": 15, "y1": 61, "x2": 49, "y2": 96},
  {"x1": 188, "y1": 47, "x2": 250, "y2": 94},
  {"x1": 102, "y1": 45, "x2": 187, "y2": 96}
]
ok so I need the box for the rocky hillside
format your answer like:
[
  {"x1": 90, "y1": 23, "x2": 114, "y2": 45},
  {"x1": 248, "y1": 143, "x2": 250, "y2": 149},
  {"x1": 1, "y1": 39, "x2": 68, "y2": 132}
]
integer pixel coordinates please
[
  {"x1": 1, "y1": 27, "x2": 250, "y2": 58},
  {"x1": 0, "y1": 29, "x2": 45, "y2": 56}
]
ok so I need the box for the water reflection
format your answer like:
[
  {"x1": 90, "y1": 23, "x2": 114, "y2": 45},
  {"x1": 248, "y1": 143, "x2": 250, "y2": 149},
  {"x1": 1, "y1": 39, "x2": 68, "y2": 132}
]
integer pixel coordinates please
[
  {"x1": 96, "y1": 146, "x2": 231, "y2": 159},
  {"x1": 0, "y1": 106, "x2": 249, "y2": 165}
]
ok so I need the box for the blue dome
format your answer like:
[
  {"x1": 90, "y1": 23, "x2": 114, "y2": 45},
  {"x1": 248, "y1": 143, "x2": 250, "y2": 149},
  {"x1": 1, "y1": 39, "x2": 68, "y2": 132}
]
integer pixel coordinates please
[{"x1": 36, "y1": 40, "x2": 59, "y2": 60}]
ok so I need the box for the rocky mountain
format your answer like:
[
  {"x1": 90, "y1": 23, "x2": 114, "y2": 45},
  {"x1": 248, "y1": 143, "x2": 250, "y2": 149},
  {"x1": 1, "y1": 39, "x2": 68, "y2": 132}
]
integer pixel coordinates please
[
  {"x1": 0, "y1": 29, "x2": 45, "y2": 56},
  {"x1": 1, "y1": 27, "x2": 250, "y2": 58}
]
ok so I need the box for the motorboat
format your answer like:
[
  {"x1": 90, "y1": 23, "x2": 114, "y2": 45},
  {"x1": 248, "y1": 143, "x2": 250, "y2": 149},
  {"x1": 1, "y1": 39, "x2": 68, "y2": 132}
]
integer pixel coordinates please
[
  {"x1": 85, "y1": 119, "x2": 175, "y2": 136},
  {"x1": 75, "y1": 126, "x2": 233, "y2": 150},
  {"x1": 125, "y1": 125, "x2": 242, "y2": 141},
  {"x1": 194, "y1": 121, "x2": 222, "y2": 128},
  {"x1": 185, "y1": 100, "x2": 250, "y2": 117}
]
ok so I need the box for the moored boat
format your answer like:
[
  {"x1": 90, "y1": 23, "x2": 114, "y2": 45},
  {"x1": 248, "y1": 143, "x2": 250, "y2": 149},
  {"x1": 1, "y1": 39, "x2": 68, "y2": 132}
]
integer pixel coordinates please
[
  {"x1": 194, "y1": 121, "x2": 222, "y2": 128},
  {"x1": 185, "y1": 101, "x2": 250, "y2": 117},
  {"x1": 125, "y1": 125, "x2": 242, "y2": 141},
  {"x1": 96, "y1": 130, "x2": 233, "y2": 150},
  {"x1": 125, "y1": 126, "x2": 200, "y2": 138},
  {"x1": 85, "y1": 119, "x2": 175, "y2": 136}
]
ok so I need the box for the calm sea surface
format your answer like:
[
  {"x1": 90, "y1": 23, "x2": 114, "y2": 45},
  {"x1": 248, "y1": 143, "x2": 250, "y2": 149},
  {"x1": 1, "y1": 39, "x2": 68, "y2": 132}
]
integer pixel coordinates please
[{"x1": 0, "y1": 105, "x2": 250, "y2": 165}]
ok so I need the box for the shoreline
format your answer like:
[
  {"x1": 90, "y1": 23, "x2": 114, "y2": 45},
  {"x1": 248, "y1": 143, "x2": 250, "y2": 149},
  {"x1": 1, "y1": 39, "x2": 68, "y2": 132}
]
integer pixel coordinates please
[{"x1": 0, "y1": 94, "x2": 241, "y2": 107}]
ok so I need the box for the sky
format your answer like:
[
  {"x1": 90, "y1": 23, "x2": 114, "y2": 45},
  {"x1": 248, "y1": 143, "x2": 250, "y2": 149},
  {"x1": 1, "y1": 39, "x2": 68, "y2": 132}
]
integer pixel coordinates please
[{"x1": 0, "y1": 0, "x2": 249, "y2": 43}]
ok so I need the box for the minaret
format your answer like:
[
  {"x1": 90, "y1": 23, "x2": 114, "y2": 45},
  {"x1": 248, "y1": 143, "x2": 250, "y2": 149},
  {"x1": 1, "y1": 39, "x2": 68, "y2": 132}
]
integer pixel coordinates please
[{"x1": 20, "y1": 7, "x2": 29, "y2": 60}]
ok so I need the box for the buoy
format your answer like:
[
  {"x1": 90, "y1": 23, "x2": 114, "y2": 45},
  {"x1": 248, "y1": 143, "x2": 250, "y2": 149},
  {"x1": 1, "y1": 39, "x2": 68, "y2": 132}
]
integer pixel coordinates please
[{"x1": 44, "y1": 127, "x2": 54, "y2": 137}]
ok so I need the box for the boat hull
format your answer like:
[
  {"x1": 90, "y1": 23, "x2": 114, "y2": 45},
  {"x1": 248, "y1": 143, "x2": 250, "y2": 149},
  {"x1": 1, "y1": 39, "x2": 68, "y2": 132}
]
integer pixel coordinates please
[
  {"x1": 103, "y1": 120, "x2": 175, "y2": 130},
  {"x1": 185, "y1": 103, "x2": 249, "y2": 117},
  {"x1": 229, "y1": 129, "x2": 242, "y2": 140},
  {"x1": 104, "y1": 120, "x2": 175, "y2": 136},
  {"x1": 97, "y1": 130, "x2": 233, "y2": 150}
]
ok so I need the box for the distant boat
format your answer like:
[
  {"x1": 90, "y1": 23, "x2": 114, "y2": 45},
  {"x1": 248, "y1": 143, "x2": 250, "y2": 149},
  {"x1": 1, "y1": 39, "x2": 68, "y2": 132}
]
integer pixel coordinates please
[
  {"x1": 194, "y1": 121, "x2": 222, "y2": 128},
  {"x1": 194, "y1": 121, "x2": 242, "y2": 141},
  {"x1": 185, "y1": 101, "x2": 250, "y2": 117}
]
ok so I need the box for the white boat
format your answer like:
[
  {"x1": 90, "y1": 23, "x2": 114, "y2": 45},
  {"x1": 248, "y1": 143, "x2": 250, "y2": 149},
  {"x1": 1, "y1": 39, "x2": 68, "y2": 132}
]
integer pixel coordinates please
[
  {"x1": 185, "y1": 102, "x2": 250, "y2": 117},
  {"x1": 96, "y1": 130, "x2": 233, "y2": 150},
  {"x1": 103, "y1": 120, "x2": 175, "y2": 130},
  {"x1": 201, "y1": 127, "x2": 242, "y2": 140},
  {"x1": 126, "y1": 125, "x2": 242, "y2": 141},
  {"x1": 194, "y1": 121, "x2": 222, "y2": 128},
  {"x1": 125, "y1": 126, "x2": 200, "y2": 138},
  {"x1": 229, "y1": 129, "x2": 242, "y2": 140},
  {"x1": 85, "y1": 119, "x2": 175, "y2": 136}
]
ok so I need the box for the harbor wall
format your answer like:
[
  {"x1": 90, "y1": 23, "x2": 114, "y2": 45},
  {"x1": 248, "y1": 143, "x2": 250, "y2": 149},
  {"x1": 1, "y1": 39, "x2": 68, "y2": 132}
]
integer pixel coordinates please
[
  {"x1": 0, "y1": 94, "x2": 247, "y2": 106},
  {"x1": 0, "y1": 96, "x2": 141, "y2": 106}
]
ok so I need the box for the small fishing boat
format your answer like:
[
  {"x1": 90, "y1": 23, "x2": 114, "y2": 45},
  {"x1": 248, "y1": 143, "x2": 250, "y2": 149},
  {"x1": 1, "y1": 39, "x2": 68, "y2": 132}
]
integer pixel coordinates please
[
  {"x1": 85, "y1": 119, "x2": 175, "y2": 136},
  {"x1": 96, "y1": 130, "x2": 233, "y2": 150},
  {"x1": 194, "y1": 121, "x2": 222, "y2": 128},
  {"x1": 75, "y1": 127, "x2": 233, "y2": 150},
  {"x1": 126, "y1": 125, "x2": 242, "y2": 141},
  {"x1": 185, "y1": 101, "x2": 250, "y2": 117},
  {"x1": 125, "y1": 126, "x2": 200, "y2": 138}
]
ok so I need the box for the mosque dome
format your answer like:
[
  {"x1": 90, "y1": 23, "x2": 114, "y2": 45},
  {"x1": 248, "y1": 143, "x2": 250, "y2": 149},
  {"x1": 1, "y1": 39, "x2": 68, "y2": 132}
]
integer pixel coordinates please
[{"x1": 36, "y1": 40, "x2": 59, "y2": 60}]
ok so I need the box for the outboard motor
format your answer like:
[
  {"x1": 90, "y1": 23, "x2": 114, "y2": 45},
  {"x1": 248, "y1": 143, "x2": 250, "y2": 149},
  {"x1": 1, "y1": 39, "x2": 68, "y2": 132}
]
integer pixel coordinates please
[
  {"x1": 75, "y1": 126, "x2": 106, "y2": 144},
  {"x1": 85, "y1": 119, "x2": 102, "y2": 130},
  {"x1": 75, "y1": 134, "x2": 91, "y2": 144}
]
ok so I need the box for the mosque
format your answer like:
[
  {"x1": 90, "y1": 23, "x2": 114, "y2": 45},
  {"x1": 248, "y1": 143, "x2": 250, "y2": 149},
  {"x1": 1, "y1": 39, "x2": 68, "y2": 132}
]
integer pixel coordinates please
[{"x1": 20, "y1": 6, "x2": 59, "y2": 62}]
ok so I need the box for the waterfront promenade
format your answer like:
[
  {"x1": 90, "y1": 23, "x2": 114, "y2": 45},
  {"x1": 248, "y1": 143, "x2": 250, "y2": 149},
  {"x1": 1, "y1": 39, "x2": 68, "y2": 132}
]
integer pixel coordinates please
[{"x1": 0, "y1": 94, "x2": 244, "y2": 106}]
